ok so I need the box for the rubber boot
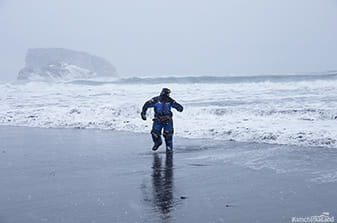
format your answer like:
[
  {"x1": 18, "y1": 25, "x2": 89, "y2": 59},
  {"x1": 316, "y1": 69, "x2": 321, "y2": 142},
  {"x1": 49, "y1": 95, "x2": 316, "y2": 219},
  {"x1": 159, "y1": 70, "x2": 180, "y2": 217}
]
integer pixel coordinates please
[
  {"x1": 163, "y1": 131, "x2": 173, "y2": 152},
  {"x1": 151, "y1": 129, "x2": 162, "y2": 151}
]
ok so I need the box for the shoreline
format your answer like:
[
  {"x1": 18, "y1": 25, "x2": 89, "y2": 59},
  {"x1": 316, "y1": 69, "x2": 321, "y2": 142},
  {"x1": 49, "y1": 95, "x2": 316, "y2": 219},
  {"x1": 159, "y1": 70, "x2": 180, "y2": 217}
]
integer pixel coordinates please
[
  {"x1": 0, "y1": 124, "x2": 334, "y2": 151},
  {"x1": 0, "y1": 126, "x2": 336, "y2": 223}
]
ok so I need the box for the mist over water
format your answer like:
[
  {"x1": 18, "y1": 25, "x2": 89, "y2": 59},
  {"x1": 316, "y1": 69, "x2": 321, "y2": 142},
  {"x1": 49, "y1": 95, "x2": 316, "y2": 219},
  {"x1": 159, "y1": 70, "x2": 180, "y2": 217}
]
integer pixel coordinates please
[{"x1": 1, "y1": 0, "x2": 337, "y2": 81}]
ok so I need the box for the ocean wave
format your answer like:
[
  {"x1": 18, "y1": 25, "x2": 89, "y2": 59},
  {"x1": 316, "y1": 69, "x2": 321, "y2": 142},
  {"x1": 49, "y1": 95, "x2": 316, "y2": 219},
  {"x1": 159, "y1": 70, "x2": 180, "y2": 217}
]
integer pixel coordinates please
[
  {"x1": 66, "y1": 72, "x2": 337, "y2": 85},
  {"x1": 1, "y1": 78, "x2": 337, "y2": 148}
]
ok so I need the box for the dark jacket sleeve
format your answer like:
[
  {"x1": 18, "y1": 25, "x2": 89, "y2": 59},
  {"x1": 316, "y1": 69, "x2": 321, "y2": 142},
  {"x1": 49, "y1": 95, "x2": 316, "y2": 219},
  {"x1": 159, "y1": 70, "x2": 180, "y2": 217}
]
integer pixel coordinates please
[
  {"x1": 171, "y1": 99, "x2": 183, "y2": 112},
  {"x1": 141, "y1": 97, "x2": 157, "y2": 114}
]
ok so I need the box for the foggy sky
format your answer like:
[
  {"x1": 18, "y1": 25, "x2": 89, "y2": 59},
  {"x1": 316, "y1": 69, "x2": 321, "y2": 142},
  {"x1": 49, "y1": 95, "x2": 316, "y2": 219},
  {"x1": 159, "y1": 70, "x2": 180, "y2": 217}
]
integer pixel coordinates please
[{"x1": 1, "y1": 0, "x2": 337, "y2": 81}]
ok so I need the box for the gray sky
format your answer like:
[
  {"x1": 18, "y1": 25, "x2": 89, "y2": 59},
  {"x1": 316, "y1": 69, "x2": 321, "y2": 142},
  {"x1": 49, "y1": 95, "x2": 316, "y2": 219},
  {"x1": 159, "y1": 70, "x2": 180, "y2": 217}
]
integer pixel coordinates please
[{"x1": 1, "y1": 0, "x2": 337, "y2": 81}]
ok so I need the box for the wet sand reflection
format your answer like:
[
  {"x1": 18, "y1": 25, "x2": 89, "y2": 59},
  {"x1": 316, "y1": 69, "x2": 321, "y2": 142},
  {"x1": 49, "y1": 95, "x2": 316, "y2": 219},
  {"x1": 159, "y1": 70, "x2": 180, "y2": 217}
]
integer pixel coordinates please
[{"x1": 151, "y1": 152, "x2": 175, "y2": 221}]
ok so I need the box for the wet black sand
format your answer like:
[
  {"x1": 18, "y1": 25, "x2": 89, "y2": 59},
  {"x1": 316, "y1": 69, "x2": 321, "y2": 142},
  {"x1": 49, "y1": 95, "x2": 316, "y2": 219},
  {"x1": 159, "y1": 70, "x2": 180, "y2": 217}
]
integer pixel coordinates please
[{"x1": 0, "y1": 126, "x2": 336, "y2": 223}]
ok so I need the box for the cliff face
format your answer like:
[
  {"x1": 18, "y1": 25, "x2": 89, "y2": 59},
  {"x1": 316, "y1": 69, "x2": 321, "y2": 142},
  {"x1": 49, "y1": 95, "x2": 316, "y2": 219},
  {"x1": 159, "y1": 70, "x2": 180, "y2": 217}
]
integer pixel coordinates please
[{"x1": 18, "y1": 48, "x2": 117, "y2": 81}]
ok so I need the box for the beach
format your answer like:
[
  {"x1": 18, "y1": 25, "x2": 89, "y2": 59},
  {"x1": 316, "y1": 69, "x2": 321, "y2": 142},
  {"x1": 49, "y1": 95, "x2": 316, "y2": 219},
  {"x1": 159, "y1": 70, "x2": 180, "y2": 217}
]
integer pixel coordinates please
[
  {"x1": 0, "y1": 126, "x2": 336, "y2": 223},
  {"x1": 2, "y1": 1, "x2": 337, "y2": 222}
]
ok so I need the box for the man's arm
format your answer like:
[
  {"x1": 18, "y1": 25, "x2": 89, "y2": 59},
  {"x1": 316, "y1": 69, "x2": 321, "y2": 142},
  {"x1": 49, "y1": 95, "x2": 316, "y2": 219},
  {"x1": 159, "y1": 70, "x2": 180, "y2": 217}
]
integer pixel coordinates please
[
  {"x1": 171, "y1": 99, "x2": 183, "y2": 112},
  {"x1": 141, "y1": 97, "x2": 157, "y2": 120}
]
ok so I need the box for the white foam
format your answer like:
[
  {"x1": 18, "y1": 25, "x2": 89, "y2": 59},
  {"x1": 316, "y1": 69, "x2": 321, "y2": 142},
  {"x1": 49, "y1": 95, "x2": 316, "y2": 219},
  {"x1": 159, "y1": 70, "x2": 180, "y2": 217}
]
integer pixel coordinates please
[
  {"x1": 1, "y1": 78, "x2": 337, "y2": 148},
  {"x1": 310, "y1": 171, "x2": 337, "y2": 183}
]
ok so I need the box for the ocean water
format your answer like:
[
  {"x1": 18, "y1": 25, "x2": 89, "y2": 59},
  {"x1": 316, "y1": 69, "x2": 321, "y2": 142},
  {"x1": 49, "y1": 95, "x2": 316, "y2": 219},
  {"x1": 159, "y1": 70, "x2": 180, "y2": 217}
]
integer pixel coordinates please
[{"x1": 1, "y1": 72, "x2": 337, "y2": 148}]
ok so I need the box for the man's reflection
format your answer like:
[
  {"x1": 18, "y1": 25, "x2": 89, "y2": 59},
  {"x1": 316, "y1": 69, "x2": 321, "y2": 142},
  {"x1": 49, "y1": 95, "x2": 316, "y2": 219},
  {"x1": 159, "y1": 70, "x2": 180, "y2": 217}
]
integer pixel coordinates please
[{"x1": 151, "y1": 152, "x2": 174, "y2": 220}]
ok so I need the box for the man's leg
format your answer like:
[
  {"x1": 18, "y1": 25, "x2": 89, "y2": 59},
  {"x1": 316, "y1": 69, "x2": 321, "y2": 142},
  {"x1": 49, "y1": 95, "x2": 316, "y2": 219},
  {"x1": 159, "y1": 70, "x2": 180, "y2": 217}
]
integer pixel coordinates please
[
  {"x1": 163, "y1": 119, "x2": 174, "y2": 151},
  {"x1": 151, "y1": 120, "x2": 163, "y2": 151}
]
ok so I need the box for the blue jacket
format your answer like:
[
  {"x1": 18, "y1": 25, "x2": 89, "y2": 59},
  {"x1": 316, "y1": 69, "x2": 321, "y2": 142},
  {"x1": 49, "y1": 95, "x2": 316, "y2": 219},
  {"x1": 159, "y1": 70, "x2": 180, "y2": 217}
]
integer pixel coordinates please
[{"x1": 142, "y1": 95, "x2": 183, "y2": 118}]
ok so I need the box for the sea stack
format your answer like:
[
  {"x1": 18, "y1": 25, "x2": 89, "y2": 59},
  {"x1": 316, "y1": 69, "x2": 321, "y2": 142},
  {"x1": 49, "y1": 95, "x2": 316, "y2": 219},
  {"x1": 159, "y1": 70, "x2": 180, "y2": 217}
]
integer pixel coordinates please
[{"x1": 18, "y1": 48, "x2": 117, "y2": 81}]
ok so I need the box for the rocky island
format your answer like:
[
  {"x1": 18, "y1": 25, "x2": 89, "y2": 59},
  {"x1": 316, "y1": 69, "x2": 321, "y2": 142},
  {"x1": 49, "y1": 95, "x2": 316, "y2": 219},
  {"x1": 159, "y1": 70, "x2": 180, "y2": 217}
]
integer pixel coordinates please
[{"x1": 18, "y1": 48, "x2": 117, "y2": 81}]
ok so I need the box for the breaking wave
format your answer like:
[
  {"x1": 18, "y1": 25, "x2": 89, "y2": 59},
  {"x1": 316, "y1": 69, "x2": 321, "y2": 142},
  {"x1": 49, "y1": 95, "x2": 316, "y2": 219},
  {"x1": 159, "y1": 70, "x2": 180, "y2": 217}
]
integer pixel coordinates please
[
  {"x1": 68, "y1": 72, "x2": 337, "y2": 85},
  {"x1": 2, "y1": 72, "x2": 337, "y2": 148}
]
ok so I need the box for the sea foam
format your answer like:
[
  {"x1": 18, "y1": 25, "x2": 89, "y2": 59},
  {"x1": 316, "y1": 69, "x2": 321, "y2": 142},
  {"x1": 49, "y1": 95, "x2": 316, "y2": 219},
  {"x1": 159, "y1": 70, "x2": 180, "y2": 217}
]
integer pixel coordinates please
[{"x1": 1, "y1": 74, "x2": 337, "y2": 148}]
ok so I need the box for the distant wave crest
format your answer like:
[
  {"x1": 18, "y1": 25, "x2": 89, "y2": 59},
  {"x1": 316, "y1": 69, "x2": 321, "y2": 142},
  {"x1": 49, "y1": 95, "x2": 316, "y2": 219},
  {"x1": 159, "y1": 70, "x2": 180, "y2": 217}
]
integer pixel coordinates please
[{"x1": 67, "y1": 72, "x2": 337, "y2": 85}]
